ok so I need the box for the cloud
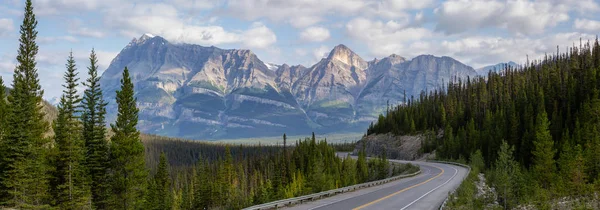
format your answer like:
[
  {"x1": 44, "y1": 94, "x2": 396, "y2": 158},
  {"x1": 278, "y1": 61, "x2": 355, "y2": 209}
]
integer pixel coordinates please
[
  {"x1": 0, "y1": 18, "x2": 14, "y2": 36},
  {"x1": 434, "y1": 0, "x2": 569, "y2": 35},
  {"x1": 313, "y1": 45, "x2": 331, "y2": 61},
  {"x1": 417, "y1": 32, "x2": 597, "y2": 68},
  {"x1": 574, "y1": 19, "x2": 600, "y2": 33},
  {"x1": 38, "y1": 36, "x2": 79, "y2": 44},
  {"x1": 300, "y1": 26, "x2": 331, "y2": 42},
  {"x1": 242, "y1": 22, "x2": 277, "y2": 49},
  {"x1": 100, "y1": 3, "x2": 276, "y2": 48},
  {"x1": 226, "y1": 0, "x2": 429, "y2": 28},
  {"x1": 68, "y1": 27, "x2": 106, "y2": 38},
  {"x1": 289, "y1": 16, "x2": 322, "y2": 28},
  {"x1": 345, "y1": 17, "x2": 432, "y2": 57},
  {"x1": 0, "y1": 54, "x2": 15, "y2": 74}
]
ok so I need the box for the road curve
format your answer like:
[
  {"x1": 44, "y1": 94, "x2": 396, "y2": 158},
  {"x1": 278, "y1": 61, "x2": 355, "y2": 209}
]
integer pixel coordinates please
[{"x1": 285, "y1": 160, "x2": 469, "y2": 210}]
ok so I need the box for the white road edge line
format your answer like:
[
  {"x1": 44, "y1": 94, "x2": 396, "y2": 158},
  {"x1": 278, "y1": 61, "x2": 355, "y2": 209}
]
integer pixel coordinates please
[
  {"x1": 308, "y1": 163, "x2": 428, "y2": 210},
  {"x1": 399, "y1": 165, "x2": 459, "y2": 210}
]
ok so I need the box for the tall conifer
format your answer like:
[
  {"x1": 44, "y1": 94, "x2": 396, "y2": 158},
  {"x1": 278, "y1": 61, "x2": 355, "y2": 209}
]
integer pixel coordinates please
[
  {"x1": 1, "y1": 0, "x2": 51, "y2": 207},
  {"x1": 0, "y1": 77, "x2": 7, "y2": 200},
  {"x1": 81, "y1": 49, "x2": 110, "y2": 209},
  {"x1": 109, "y1": 67, "x2": 147, "y2": 209},
  {"x1": 532, "y1": 108, "x2": 556, "y2": 189},
  {"x1": 53, "y1": 52, "x2": 91, "y2": 209}
]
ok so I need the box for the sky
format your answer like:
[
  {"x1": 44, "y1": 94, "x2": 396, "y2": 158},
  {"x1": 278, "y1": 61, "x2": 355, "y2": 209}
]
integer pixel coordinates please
[{"x1": 0, "y1": 0, "x2": 599, "y2": 100}]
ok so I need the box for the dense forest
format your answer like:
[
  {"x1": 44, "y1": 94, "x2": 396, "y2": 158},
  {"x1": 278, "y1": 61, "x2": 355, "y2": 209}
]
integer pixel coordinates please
[
  {"x1": 368, "y1": 36, "x2": 600, "y2": 207},
  {"x1": 0, "y1": 1, "x2": 417, "y2": 209},
  {"x1": 142, "y1": 134, "x2": 416, "y2": 209}
]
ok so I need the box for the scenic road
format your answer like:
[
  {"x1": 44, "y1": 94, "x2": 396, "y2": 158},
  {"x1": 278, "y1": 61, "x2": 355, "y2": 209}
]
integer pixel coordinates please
[{"x1": 286, "y1": 160, "x2": 469, "y2": 210}]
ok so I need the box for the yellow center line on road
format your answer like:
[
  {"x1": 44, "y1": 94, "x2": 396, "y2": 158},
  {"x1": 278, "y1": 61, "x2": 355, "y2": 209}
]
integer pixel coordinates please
[{"x1": 352, "y1": 164, "x2": 445, "y2": 210}]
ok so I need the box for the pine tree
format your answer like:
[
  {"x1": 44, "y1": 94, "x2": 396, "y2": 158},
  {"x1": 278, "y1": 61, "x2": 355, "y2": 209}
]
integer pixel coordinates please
[
  {"x1": 356, "y1": 142, "x2": 368, "y2": 183},
  {"x1": 155, "y1": 153, "x2": 172, "y2": 209},
  {"x1": 1, "y1": 0, "x2": 51, "y2": 207},
  {"x1": 532, "y1": 108, "x2": 556, "y2": 189},
  {"x1": 145, "y1": 152, "x2": 172, "y2": 210},
  {"x1": 109, "y1": 67, "x2": 147, "y2": 209},
  {"x1": 81, "y1": 49, "x2": 110, "y2": 209},
  {"x1": 492, "y1": 141, "x2": 522, "y2": 209},
  {"x1": 0, "y1": 77, "x2": 7, "y2": 200},
  {"x1": 53, "y1": 52, "x2": 91, "y2": 209}
]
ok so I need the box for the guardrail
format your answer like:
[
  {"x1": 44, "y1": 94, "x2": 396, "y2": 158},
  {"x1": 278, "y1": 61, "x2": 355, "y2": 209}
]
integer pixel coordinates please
[
  {"x1": 242, "y1": 167, "x2": 421, "y2": 210},
  {"x1": 427, "y1": 160, "x2": 471, "y2": 210}
]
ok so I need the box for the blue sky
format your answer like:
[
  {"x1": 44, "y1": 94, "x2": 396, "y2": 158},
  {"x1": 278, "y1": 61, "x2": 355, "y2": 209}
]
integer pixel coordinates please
[{"x1": 0, "y1": 0, "x2": 599, "y2": 100}]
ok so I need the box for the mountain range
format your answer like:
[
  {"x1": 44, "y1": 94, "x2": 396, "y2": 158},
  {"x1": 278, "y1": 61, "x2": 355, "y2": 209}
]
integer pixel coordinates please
[{"x1": 99, "y1": 34, "x2": 496, "y2": 139}]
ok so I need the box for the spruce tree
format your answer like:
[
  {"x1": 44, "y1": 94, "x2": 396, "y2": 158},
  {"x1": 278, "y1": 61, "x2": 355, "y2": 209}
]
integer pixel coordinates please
[
  {"x1": 81, "y1": 48, "x2": 110, "y2": 209},
  {"x1": 0, "y1": 77, "x2": 7, "y2": 200},
  {"x1": 53, "y1": 52, "x2": 91, "y2": 209},
  {"x1": 1, "y1": 0, "x2": 51, "y2": 207},
  {"x1": 144, "y1": 152, "x2": 172, "y2": 210},
  {"x1": 532, "y1": 108, "x2": 556, "y2": 189},
  {"x1": 109, "y1": 67, "x2": 147, "y2": 209},
  {"x1": 356, "y1": 142, "x2": 368, "y2": 183},
  {"x1": 154, "y1": 153, "x2": 172, "y2": 210}
]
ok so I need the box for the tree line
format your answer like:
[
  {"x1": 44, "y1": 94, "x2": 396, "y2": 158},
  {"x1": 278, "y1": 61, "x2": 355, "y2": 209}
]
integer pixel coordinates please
[
  {"x1": 368, "y1": 36, "x2": 600, "y2": 207},
  {"x1": 0, "y1": 1, "x2": 416, "y2": 209},
  {"x1": 141, "y1": 133, "x2": 416, "y2": 209}
]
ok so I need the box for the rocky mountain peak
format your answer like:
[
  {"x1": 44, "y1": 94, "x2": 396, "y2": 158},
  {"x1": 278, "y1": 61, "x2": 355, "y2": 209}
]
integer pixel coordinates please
[
  {"x1": 326, "y1": 44, "x2": 366, "y2": 67},
  {"x1": 127, "y1": 33, "x2": 165, "y2": 47},
  {"x1": 100, "y1": 37, "x2": 481, "y2": 139},
  {"x1": 387, "y1": 54, "x2": 407, "y2": 65}
]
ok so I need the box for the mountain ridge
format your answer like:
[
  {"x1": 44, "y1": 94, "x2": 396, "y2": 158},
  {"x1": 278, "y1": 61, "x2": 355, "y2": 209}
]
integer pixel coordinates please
[{"x1": 99, "y1": 34, "x2": 478, "y2": 139}]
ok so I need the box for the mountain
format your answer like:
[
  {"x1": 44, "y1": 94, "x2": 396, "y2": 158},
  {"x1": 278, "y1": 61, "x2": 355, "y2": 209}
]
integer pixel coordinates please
[
  {"x1": 100, "y1": 35, "x2": 477, "y2": 139},
  {"x1": 476, "y1": 61, "x2": 518, "y2": 76}
]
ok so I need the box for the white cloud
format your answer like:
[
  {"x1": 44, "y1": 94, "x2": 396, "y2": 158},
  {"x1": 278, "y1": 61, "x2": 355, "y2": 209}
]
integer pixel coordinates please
[
  {"x1": 345, "y1": 17, "x2": 432, "y2": 57},
  {"x1": 38, "y1": 36, "x2": 79, "y2": 44},
  {"x1": 300, "y1": 26, "x2": 331, "y2": 42},
  {"x1": 226, "y1": 0, "x2": 426, "y2": 28},
  {"x1": 0, "y1": 54, "x2": 15, "y2": 74},
  {"x1": 100, "y1": 3, "x2": 276, "y2": 48},
  {"x1": 242, "y1": 22, "x2": 277, "y2": 49},
  {"x1": 289, "y1": 16, "x2": 322, "y2": 28},
  {"x1": 68, "y1": 26, "x2": 106, "y2": 38},
  {"x1": 313, "y1": 45, "x2": 331, "y2": 61},
  {"x1": 0, "y1": 18, "x2": 14, "y2": 36},
  {"x1": 434, "y1": 0, "x2": 569, "y2": 35},
  {"x1": 417, "y1": 32, "x2": 597, "y2": 68},
  {"x1": 574, "y1": 19, "x2": 600, "y2": 33}
]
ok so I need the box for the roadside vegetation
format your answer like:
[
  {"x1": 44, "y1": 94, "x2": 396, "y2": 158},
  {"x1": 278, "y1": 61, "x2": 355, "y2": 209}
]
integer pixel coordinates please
[{"x1": 368, "y1": 36, "x2": 600, "y2": 208}]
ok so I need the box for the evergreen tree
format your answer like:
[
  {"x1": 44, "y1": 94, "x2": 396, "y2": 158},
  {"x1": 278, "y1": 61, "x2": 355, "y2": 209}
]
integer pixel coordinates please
[
  {"x1": 531, "y1": 108, "x2": 556, "y2": 189},
  {"x1": 155, "y1": 153, "x2": 172, "y2": 209},
  {"x1": 81, "y1": 49, "x2": 110, "y2": 209},
  {"x1": 492, "y1": 141, "x2": 522, "y2": 209},
  {"x1": 0, "y1": 77, "x2": 7, "y2": 200},
  {"x1": 53, "y1": 52, "x2": 91, "y2": 209},
  {"x1": 109, "y1": 67, "x2": 147, "y2": 209},
  {"x1": 146, "y1": 153, "x2": 172, "y2": 210},
  {"x1": 356, "y1": 143, "x2": 368, "y2": 183},
  {"x1": 1, "y1": 0, "x2": 51, "y2": 207}
]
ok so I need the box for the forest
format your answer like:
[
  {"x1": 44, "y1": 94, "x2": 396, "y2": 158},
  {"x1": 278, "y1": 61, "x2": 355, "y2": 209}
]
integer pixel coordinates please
[
  {"x1": 367, "y1": 36, "x2": 600, "y2": 207},
  {"x1": 0, "y1": 1, "x2": 417, "y2": 209}
]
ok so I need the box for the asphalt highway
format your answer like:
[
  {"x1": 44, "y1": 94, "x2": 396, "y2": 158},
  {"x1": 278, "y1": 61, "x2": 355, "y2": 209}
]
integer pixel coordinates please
[{"x1": 286, "y1": 160, "x2": 469, "y2": 210}]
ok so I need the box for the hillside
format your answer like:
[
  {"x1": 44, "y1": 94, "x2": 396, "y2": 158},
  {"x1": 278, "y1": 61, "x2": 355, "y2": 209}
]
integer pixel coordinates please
[
  {"x1": 99, "y1": 34, "x2": 478, "y2": 139},
  {"x1": 367, "y1": 40, "x2": 600, "y2": 208}
]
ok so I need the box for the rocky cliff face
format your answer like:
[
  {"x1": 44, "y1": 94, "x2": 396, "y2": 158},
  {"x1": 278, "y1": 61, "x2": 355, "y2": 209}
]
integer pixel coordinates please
[{"x1": 100, "y1": 35, "x2": 478, "y2": 139}]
